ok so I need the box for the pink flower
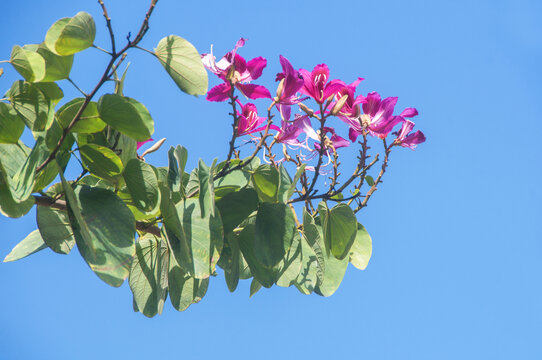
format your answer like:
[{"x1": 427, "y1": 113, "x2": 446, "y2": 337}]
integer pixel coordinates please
[
  {"x1": 201, "y1": 38, "x2": 271, "y2": 102},
  {"x1": 299, "y1": 64, "x2": 344, "y2": 104},
  {"x1": 275, "y1": 55, "x2": 306, "y2": 106},
  {"x1": 236, "y1": 101, "x2": 268, "y2": 136},
  {"x1": 334, "y1": 78, "x2": 366, "y2": 121},
  {"x1": 274, "y1": 112, "x2": 314, "y2": 148},
  {"x1": 393, "y1": 120, "x2": 426, "y2": 149}
]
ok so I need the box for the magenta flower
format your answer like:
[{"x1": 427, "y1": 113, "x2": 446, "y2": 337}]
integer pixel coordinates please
[
  {"x1": 275, "y1": 55, "x2": 306, "y2": 106},
  {"x1": 236, "y1": 101, "x2": 268, "y2": 136},
  {"x1": 313, "y1": 127, "x2": 349, "y2": 153},
  {"x1": 348, "y1": 91, "x2": 409, "y2": 142},
  {"x1": 274, "y1": 113, "x2": 314, "y2": 148},
  {"x1": 201, "y1": 38, "x2": 271, "y2": 102},
  {"x1": 333, "y1": 78, "x2": 366, "y2": 131},
  {"x1": 299, "y1": 64, "x2": 344, "y2": 104},
  {"x1": 393, "y1": 120, "x2": 426, "y2": 149}
]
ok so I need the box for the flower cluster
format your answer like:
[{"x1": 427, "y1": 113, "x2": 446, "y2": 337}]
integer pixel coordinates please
[{"x1": 202, "y1": 38, "x2": 425, "y2": 157}]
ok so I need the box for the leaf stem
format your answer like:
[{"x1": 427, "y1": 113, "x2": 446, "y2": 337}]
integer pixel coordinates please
[{"x1": 67, "y1": 77, "x2": 88, "y2": 97}]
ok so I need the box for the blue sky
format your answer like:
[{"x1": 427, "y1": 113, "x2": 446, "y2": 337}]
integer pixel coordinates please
[{"x1": 1, "y1": 0, "x2": 541, "y2": 359}]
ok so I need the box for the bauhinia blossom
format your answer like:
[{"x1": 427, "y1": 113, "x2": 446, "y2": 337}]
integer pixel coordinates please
[
  {"x1": 201, "y1": 38, "x2": 271, "y2": 102},
  {"x1": 274, "y1": 113, "x2": 314, "y2": 148},
  {"x1": 275, "y1": 55, "x2": 305, "y2": 106},
  {"x1": 236, "y1": 101, "x2": 267, "y2": 136},
  {"x1": 299, "y1": 64, "x2": 344, "y2": 104},
  {"x1": 393, "y1": 120, "x2": 426, "y2": 149}
]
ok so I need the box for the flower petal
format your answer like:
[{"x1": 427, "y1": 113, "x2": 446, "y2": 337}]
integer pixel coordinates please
[
  {"x1": 401, "y1": 130, "x2": 426, "y2": 149},
  {"x1": 246, "y1": 56, "x2": 267, "y2": 81},
  {"x1": 207, "y1": 82, "x2": 231, "y2": 102},
  {"x1": 400, "y1": 107, "x2": 418, "y2": 118},
  {"x1": 236, "y1": 83, "x2": 272, "y2": 99}
]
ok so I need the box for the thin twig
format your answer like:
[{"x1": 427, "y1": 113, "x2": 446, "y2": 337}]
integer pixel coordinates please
[
  {"x1": 356, "y1": 139, "x2": 393, "y2": 212},
  {"x1": 67, "y1": 77, "x2": 87, "y2": 97},
  {"x1": 35, "y1": 0, "x2": 160, "y2": 174},
  {"x1": 97, "y1": 0, "x2": 116, "y2": 54}
]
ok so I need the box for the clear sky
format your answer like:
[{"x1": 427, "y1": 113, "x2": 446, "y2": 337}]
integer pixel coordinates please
[{"x1": 1, "y1": 0, "x2": 541, "y2": 359}]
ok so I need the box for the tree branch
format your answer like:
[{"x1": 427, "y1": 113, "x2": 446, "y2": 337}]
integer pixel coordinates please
[{"x1": 34, "y1": 195, "x2": 161, "y2": 236}]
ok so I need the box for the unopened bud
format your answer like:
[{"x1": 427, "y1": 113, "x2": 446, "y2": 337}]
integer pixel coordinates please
[
  {"x1": 330, "y1": 94, "x2": 348, "y2": 116},
  {"x1": 275, "y1": 78, "x2": 285, "y2": 99},
  {"x1": 298, "y1": 102, "x2": 314, "y2": 117},
  {"x1": 141, "y1": 138, "x2": 167, "y2": 158},
  {"x1": 325, "y1": 94, "x2": 335, "y2": 109},
  {"x1": 0, "y1": 68, "x2": 3, "y2": 78}
]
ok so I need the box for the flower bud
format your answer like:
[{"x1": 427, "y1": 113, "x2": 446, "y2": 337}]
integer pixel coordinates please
[
  {"x1": 0, "y1": 68, "x2": 3, "y2": 78},
  {"x1": 298, "y1": 102, "x2": 314, "y2": 117},
  {"x1": 330, "y1": 94, "x2": 348, "y2": 116},
  {"x1": 275, "y1": 78, "x2": 285, "y2": 100},
  {"x1": 141, "y1": 138, "x2": 167, "y2": 158}
]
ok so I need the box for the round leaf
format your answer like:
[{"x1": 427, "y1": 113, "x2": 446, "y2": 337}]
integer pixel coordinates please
[
  {"x1": 0, "y1": 103, "x2": 24, "y2": 144},
  {"x1": 97, "y1": 94, "x2": 154, "y2": 141},
  {"x1": 155, "y1": 35, "x2": 208, "y2": 95},
  {"x1": 79, "y1": 144, "x2": 123, "y2": 182},
  {"x1": 254, "y1": 202, "x2": 296, "y2": 268},
  {"x1": 349, "y1": 223, "x2": 372, "y2": 270},
  {"x1": 57, "y1": 98, "x2": 106, "y2": 134},
  {"x1": 36, "y1": 206, "x2": 75, "y2": 255},
  {"x1": 45, "y1": 12, "x2": 96, "y2": 56},
  {"x1": 10, "y1": 45, "x2": 46, "y2": 82},
  {"x1": 123, "y1": 159, "x2": 160, "y2": 213}
]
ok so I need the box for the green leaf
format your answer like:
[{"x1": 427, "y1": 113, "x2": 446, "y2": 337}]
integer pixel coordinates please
[
  {"x1": 79, "y1": 144, "x2": 123, "y2": 182},
  {"x1": 287, "y1": 164, "x2": 306, "y2": 200},
  {"x1": 168, "y1": 259, "x2": 209, "y2": 312},
  {"x1": 0, "y1": 102, "x2": 25, "y2": 144},
  {"x1": 301, "y1": 209, "x2": 325, "y2": 286},
  {"x1": 36, "y1": 205, "x2": 75, "y2": 254},
  {"x1": 167, "y1": 145, "x2": 188, "y2": 198},
  {"x1": 3, "y1": 230, "x2": 47, "y2": 262},
  {"x1": 276, "y1": 232, "x2": 302, "y2": 288},
  {"x1": 294, "y1": 234, "x2": 320, "y2": 295},
  {"x1": 198, "y1": 158, "x2": 215, "y2": 218},
  {"x1": 216, "y1": 187, "x2": 259, "y2": 235},
  {"x1": 349, "y1": 223, "x2": 372, "y2": 270},
  {"x1": 220, "y1": 233, "x2": 240, "y2": 292},
  {"x1": 254, "y1": 202, "x2": 296, "y2": 268},
  {"x1": 97, "y1": 94, "x2": 154, "y2": 141},
  {"x1": 10, "y1": 45, "x2": 46, "y2": 82},
  {"x1": 56, "y1": 98, "x2": 106, "y2": 133},
  {"x1": 164, "y1": 198, "x2": 223, "y2": 279},
  {"x1": 123, "y1": 159, "x2": 160, "y2": 213},
  {"x1": 35, "y1": 43, "x2": 74, "y2": 81},
  {"x1": 10, "y1": 137, "x2": 47, "y2": 203},
  {"x1": 318, "y1": 202, "x2": 357, "y2": 260},
  {"x1": 238, "y1": 224, "x2": 276, "y2": 288},
  {"x1": 365, "y1": 175, "x2": 375, "y2": 187},
  {"x1": 252, "y1": 164, "x2": 280, "y2": 203},
  {"x1": 154, "y1": 35, "x2": 208, "y2": 96},
  {"x1": 129, "y1": 234, "x2": 169, "y2": 318},
  {"x1": 214, "y1": 168, "x2": 250, "y2": 189},
  {"x1": 45, "y1": 12, "x2": 96, "y2": 56},
  {"x1": 277, "y1": 163, "x2": 292, "y2": 203},
  {"x1": 7, "y1": 81, "x2": 62, "y2": 131},
  {"x1": 249, "y1": 278, "x2": 262, "y2": 298},
  {"x1": 59, "y1": 167, "x2": 136, "y2": 287},
  {"x1": 0, "y1": 143, "x2": 35, "y2": 217},
  {"x1": 314, "y1": 250, "x2": 348, "y2": 297}
]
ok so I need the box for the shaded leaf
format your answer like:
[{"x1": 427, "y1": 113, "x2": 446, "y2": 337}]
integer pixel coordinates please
[
  {"x1": 36, "y1": 205, "x2": 75, "y2": 254},
  {"x1": 129, "y1": 234, "x2": 169, "y2": 318},
  {"x1": 56, "y1": 98, "x2": 106, "y2": 134},
  {"x1": 79, "y1": 144, "x2": 123, "y2": 182},
  {"x1": 59, "y1": 167, "x2": 135, "y2": 287},
  {"x1": 123, "y1": 158, "x2": 160, "y2": 213},
  {"x1": 0, "y1": 102, "x2": 24, "y2": 144},
  {"x1": 97, "y1": 94, "x2": 154, "y2": 141},
  {"x1": 254, "y1": 202, "x2": 295, "y2": 268},
  {"x1": 216, "y1": 187, "x2": 258, "y2": 235},
  {"x1": 318, "y1": 202, "x2": 357, "y2": 260},
  {"x1": 251, "y1": 164, "x2": 279, "y2": 203},
  {"x1": 10, "y1": 45, "x2": 45, "y2": 82}
]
